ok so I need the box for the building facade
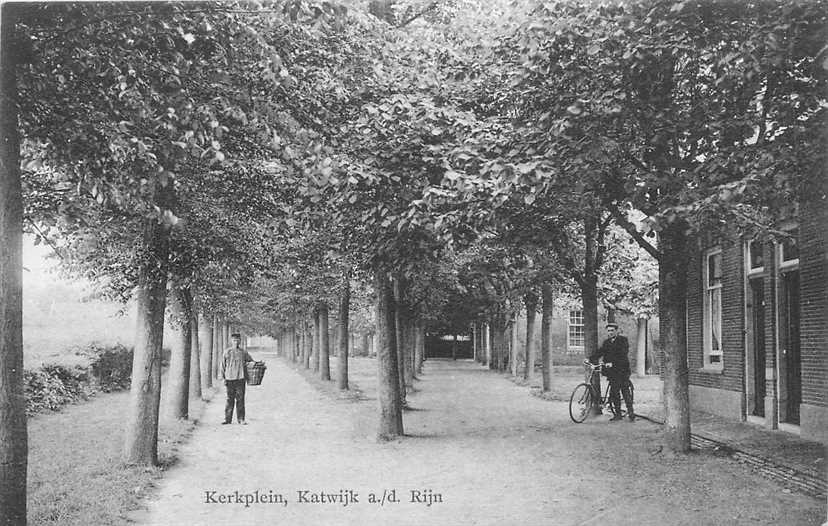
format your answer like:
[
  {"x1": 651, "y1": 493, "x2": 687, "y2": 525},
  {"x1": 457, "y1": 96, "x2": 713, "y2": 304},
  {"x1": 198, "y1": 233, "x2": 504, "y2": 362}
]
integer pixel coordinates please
[
  {"x1": 495, "y1": 301, "x2": 660, "y2": 373},
  {"x1": 686, "y1": 197, "x2": 828, "y2": 443}
]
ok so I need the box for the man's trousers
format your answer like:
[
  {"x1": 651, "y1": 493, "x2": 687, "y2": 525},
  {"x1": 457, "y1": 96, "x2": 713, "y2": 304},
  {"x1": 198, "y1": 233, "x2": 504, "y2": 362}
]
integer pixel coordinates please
[{"x1": 224, "y1": 379, "x2": 246, "y2": 423}]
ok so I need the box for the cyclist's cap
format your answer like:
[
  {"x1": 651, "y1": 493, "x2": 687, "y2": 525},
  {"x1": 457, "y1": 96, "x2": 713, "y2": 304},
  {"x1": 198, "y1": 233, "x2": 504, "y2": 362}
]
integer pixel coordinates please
[{"x1": 605, "y1": 323, "x2": 619, "y2": 329}]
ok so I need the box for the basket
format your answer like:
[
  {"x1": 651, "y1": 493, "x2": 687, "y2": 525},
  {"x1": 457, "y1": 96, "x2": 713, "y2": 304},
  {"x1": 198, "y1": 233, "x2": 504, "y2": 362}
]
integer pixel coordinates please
[{"x1": 245, "y1": 361, "x2": 267, "y2": 386}]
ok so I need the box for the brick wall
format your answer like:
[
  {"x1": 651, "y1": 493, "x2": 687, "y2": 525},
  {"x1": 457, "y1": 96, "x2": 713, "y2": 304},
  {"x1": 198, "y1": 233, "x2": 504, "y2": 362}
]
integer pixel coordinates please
[
  {"x1": 799, "y1": 196, "x2": 828, "y2": 408},
  {"x1": 687, "y1": 235, "x2": 745, "y2": 394}
]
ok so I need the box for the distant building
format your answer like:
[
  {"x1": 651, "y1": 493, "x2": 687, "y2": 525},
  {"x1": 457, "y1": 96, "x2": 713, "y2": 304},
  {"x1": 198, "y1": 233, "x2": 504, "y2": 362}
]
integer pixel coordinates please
[
  {"x1": 473, "y1": 301, "x2": 660, "y2": 374},
  {"x1": 425, "y1": 333, "x2": 472, "y2": 359}
]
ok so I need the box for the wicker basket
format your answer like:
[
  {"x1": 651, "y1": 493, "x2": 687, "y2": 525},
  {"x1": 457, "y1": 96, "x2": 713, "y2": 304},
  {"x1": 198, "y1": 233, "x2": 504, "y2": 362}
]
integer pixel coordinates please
[{"x1": 245, "y1": 361, "x2": 267, "y2": 386}]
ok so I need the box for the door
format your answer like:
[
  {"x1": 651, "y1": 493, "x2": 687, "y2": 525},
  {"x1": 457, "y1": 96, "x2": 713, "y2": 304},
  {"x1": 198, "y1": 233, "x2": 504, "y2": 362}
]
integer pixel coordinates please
[
  {"x1": 750, "y1": 279, "x2": 766, "y2": 417},
  {"x1": 779, "y1": 270, "x2": 801, "y2": 424}
]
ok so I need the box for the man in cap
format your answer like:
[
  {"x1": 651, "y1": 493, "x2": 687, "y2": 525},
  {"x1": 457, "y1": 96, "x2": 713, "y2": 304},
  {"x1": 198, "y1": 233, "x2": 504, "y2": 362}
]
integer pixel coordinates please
[
  {"x1": 221, "y1": 332, "x2": 254, "y2": 425},
  {"x1": 590, "y1": 323, "x2": 635, "y2": 421}
]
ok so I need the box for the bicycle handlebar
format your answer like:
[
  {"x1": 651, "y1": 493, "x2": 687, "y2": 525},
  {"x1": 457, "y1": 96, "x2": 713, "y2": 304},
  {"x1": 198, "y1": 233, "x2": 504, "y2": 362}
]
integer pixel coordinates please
[{"x1": 582, "y1": 359, "x2": 613, "y2": 369}]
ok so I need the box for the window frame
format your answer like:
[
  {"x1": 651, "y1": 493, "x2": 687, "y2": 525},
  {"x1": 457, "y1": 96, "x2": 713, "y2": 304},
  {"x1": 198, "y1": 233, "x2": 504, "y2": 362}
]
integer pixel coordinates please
[
  {"x1": 777, "y1": 227, "x2": 799, "y2": 272},
  {"x1": 703, "y1": 248, "x2": 724, "y2": 369},
  {"x1": 567, "y1": 309, "x2": 584, "y2": 352}
]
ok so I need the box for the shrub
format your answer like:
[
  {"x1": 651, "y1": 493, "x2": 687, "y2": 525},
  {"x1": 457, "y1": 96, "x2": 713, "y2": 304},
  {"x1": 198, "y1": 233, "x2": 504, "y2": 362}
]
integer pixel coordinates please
[
  {"x1": 41, "y1": 363, "x2": 91, "y2": 395},
  {"x1": 23, "y1": 343, "x2": 172, "y2": 415},
  {"x1": 24, "y1": 367, "x2": 83, "y2": 415},
  {"x1": 85, "y1": 343, "x2": 134, "y2": 392}
]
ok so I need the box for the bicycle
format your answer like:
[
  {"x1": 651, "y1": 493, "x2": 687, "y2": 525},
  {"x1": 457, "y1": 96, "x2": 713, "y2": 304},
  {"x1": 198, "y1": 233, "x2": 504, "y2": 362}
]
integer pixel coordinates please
[{"x1": 569, "y1": 359, "x2": 635, "y2": 423}]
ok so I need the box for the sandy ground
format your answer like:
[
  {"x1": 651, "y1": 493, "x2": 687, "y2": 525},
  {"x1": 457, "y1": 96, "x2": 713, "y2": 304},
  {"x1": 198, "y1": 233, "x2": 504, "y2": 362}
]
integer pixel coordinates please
[{"x1": 132, "y1": 350, "x2": 825, "y2": 526}]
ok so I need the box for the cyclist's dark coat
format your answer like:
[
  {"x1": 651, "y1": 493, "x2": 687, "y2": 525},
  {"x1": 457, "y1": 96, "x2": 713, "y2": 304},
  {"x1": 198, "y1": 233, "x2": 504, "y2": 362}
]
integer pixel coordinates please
[{"x1": 590, "y1": 335, "x2": 631, "y2": 377}]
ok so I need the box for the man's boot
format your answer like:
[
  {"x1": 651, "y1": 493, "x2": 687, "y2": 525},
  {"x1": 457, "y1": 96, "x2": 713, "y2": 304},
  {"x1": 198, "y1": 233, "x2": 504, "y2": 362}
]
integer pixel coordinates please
[
  {"x1": 627, "y1": 407, "x2": 636, "y2": 422},
  {"x1": 610, "y1": 401, "x2": 623, "y2": 421}
]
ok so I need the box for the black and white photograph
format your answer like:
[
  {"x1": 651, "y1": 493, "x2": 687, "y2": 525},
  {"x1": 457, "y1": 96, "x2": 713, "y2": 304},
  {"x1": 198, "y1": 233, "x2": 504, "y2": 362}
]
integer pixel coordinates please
[{"x1": 0, "y1": 1, "x2": 826, "y2": 524}]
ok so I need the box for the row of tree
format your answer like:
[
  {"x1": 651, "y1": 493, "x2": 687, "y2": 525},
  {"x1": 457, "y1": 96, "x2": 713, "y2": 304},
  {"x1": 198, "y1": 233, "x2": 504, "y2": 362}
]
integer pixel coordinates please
[{"x1": 1, "y1": 1, "x2": 825, "y2": 524}]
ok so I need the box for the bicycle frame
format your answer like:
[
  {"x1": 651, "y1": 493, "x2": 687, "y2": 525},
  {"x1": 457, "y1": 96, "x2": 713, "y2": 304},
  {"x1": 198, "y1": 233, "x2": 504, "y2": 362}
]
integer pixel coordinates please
[{"x1": 569, "y1": 361, "x2": 634, "y2": 423}]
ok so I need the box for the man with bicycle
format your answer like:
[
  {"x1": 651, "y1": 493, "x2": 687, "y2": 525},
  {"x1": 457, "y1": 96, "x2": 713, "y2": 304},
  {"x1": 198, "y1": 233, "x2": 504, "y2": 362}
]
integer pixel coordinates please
[{"x1": 590, "y1": 323, "x2": 635, "y2": 422}]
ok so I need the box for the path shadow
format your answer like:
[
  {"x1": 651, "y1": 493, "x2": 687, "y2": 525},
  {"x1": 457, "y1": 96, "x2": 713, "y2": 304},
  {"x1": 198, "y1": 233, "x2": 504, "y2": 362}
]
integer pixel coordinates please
[
  {"x1": 402, "y1": 405, "x2": 429, "y2": 412},
  {"x1": 401, "y1": 432, "x2": 442, "y2": 440}
]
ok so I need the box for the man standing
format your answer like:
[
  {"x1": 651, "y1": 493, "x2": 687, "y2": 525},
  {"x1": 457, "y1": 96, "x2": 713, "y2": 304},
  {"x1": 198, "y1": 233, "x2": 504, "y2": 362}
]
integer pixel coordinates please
[
  {"x1": 590, "y1": 323, "x2": 635, "y2": 421},
  {"x1": 221, "y1": 333, "x2": 254, "y2": 425}
]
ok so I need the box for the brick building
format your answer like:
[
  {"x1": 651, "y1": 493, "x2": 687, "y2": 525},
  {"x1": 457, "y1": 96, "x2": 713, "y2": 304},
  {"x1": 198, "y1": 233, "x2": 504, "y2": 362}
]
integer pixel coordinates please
[
  {"x1": 476, "y1": 300, "x2": 660, "y2": 373},
  {"x1": 686, "y1": 196, "x2": 828, "y2": 443}
]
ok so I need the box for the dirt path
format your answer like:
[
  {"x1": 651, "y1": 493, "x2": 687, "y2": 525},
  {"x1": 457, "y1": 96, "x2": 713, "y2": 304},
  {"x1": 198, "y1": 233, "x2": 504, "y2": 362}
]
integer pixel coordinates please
[{"x1": 134, "y1": 351, "x2": 824, "y2": 526}]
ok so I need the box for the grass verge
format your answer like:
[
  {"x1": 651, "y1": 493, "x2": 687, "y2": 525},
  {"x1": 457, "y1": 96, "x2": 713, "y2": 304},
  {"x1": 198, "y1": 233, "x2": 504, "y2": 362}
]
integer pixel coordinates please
[{"x1": 27, "y1": 383, "x2": 218, "y2": 525}]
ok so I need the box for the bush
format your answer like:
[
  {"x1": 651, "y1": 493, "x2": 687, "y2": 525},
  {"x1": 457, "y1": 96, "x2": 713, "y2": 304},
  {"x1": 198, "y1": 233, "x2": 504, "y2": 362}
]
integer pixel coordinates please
[
  {"x1": 84, "y1": 343, "x2": 134, "y2": 392},
  {"x1": 41, "y1": 363, "x2": 91, "y2": 394},
  {"x1": 23, "y1": 343, "x2": 175, "y2": 415},
  {"x1": 24, "y1": 366, "x2": 87, "y2": 415}
]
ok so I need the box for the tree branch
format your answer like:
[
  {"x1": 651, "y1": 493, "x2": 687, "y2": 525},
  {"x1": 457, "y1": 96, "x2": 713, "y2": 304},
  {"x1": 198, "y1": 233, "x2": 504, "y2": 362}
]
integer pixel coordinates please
[
  {"x1": 608, "y1": 206, "x2": 661, "y2": 261},
  {"x1": 395, "y1": 1, "x2": 439, "y2": 29},
  {"x1": 24, "y1": 218, "x2": 66, "y2": 262},
  {"x1": 594, "y1": 212, "x2": 613, "y2": 269}
]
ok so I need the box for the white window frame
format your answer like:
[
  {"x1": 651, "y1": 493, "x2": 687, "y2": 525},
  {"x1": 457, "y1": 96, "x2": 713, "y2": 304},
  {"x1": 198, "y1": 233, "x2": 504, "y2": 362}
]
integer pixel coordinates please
[
  {"x1": 567, "y1": 309, "x2": 584, "y2": 352},
  {"x1": 703, "y1": 248, "x2": 723, "y2": 368}
]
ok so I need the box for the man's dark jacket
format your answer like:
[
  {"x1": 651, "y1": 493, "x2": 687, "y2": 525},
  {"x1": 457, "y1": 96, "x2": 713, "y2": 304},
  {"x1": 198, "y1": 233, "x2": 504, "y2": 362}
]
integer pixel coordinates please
[{"x1": 590, "y1": 335, "x2": 631, "y2": 378}]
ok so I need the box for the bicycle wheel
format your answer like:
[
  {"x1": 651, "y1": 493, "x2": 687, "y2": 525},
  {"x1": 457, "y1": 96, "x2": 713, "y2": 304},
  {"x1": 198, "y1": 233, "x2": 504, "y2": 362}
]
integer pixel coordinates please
[{"x1": 569, "y1": 383, "x2": 595, "y2": 423}]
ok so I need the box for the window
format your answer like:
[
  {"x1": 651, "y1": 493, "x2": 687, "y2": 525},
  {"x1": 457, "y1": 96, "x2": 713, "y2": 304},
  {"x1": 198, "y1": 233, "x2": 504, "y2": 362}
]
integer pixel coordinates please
[
  {"x1": 567, "y1": 310, "x2": 584, "y2": 351},
  {"x1": 748, "y1": 239, "x2": 764, "y2": 274},
  {"x1": 779, "y1": 228, "x2": 799, "y2": 269},
  {"x1": 703, "y1": 249, "x2": 723, "y2": 367}
]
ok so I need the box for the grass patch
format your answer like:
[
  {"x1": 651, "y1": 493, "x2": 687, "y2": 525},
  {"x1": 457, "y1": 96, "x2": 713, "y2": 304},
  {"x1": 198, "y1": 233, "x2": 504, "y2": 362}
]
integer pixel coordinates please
[{"x1": 27, "y1": 382, "x2": 218, "y2": 525}]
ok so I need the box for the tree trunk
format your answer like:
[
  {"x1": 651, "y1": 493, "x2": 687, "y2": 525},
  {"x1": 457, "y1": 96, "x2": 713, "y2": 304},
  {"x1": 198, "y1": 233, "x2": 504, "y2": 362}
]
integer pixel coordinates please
[
  {"x1": 0, "y1": 9, "x2": 27, "y2": 519},
  {"x1": 337, "y1": 278, "x2": 350, "y2": 389},
  {"x1": 524, "y1": 292, "x2": 538, "y2": 380},
  {"x1": 123, "y1": 193, "x2": 172, "y2": 464},
  {"x1": 299, "y1": 324, "x2": 305, "y2": 364},
  {"x1": 360, "y1": 331, "x2": 369, "y2": 357},
  {"x1": 293, "y1": 326, "x2": 299, "y2": 362},
  {"x1": 472, "y1": 322, "x2": 478, "y2": 362},
  {"x1": 659, "y1": 221, "x2": 692, "y2": 452},
  {"x1": 407, "y1": 321, "x2": 417, "y2": 381},
  {"x1": 303, "y1": 321, "x2": 311, "y2": 369},
  {"x1": 168, "y1": 285, "x2": 192, "y2": 420},
  {"x1": 319, "y1": 302, "x2": 331, "y2": 381},
  {"x1": 212, "y1": 319, "x2": 222, "y2": 380},
  {"x1": 485, "y1": 323, "x2": 493, "y2": 368},
  {"x1": 393, "y1": 277, "x2": 408, "y2": 405},
  {"x1": 479, "y1": 324, "x2": 486, "y2": 365},
  {"x1": 491, "y1": 316, "x2": 507, "y2": 372},
  {"x1": 509, "y1": 318, "x2": 518, "y2": 376},
  {"x1": 312, "y1": 309, "x2": 320, "y2": 372},
  {"x1": 419, "y1": 323, "x2": 426, "y2": 372},
  {"x1": 413, "y1": 319, "x2": 424, "y2": 375},
  {"x1": 189, "y1": 309, "x2": 201, "y2": 400},
  {"x1": 199, "y1": 314, "x2": 213, "y2": 391},
  {"x1": 540, "y1": 283, "x2": 554, "y2": 392},
  {"x1": 331, "y1": 317, "x2": 339, "y2": 358},
  {"x1": 375, "y1": 269, "x2": 403, "y2": 439},
  {"x1": 582, "y1": 274, "x2": 602, "y2": 414}
]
